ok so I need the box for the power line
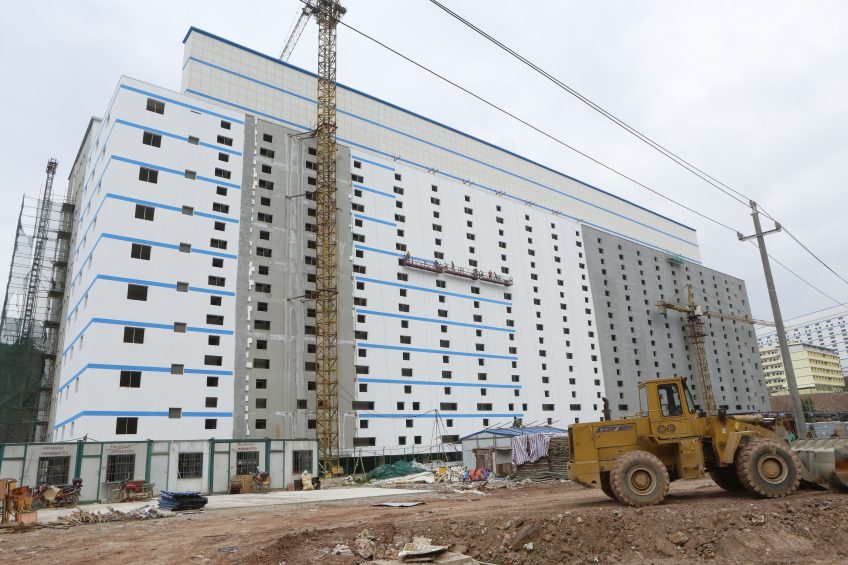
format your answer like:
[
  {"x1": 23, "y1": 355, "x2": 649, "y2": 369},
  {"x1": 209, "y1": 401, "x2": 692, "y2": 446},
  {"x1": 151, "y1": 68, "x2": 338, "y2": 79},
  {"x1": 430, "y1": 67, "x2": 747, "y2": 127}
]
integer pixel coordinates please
[
  {"x1": 337, "y1": 19, "x2": 738, "y2": 233},
  {"x1": 427, "y1": 0, "x2": 750, "y2": 208},
  {"x1": 427, "y1": 0, "x2": 848, "y2": 294},
  {"x1": 337, "y1": 19, "x2": 848, "y2": 316}
]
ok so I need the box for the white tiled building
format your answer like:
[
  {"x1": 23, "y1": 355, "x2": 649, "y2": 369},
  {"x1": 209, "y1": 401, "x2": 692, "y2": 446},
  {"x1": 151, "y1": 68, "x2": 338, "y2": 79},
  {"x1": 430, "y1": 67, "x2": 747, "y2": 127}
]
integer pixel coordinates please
[{"x1": 45, "y1": 28, "x2": 767, "y2": 451}]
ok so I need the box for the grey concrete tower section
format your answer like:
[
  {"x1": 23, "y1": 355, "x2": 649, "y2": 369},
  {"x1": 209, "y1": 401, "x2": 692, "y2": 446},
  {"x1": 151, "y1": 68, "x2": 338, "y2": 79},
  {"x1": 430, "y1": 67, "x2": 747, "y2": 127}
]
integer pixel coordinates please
[
  {"x1": 580, "y1": 225, "x2": 769, "y2": 419},
  {"x1": 233, "y1": 117, "x2": 356, "y2": 447}
]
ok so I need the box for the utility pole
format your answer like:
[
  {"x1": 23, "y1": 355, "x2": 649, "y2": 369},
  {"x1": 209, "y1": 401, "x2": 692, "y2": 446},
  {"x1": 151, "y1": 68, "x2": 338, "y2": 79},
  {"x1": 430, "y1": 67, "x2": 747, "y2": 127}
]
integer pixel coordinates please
[{"x1": 738, "y1": 201, "x2": 807, "y2": 438}]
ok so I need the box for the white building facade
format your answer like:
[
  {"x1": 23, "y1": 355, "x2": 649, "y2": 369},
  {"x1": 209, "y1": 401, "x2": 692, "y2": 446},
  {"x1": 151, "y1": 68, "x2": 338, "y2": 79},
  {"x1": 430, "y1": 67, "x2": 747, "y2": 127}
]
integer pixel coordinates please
[
  {"x1": 53, "y1": 78, "x2": 245, "y2": 441},
  {"x1": 46, "y1": 28, "x2": 767, "y2": 451}
]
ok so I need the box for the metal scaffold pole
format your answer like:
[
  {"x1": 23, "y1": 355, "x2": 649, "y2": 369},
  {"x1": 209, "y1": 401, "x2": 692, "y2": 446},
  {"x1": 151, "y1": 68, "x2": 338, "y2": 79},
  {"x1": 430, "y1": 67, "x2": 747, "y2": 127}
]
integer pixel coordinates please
[{"x1": 738, "y1": 201, "x2": 807, "y2": 438}]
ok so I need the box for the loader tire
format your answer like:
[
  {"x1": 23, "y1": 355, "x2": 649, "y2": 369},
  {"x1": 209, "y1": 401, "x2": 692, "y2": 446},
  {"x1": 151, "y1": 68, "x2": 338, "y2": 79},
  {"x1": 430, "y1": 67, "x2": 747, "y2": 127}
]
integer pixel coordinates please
[
  {"x1": 600, "y1": 472, "x2": 616, "y2": 500},
  {"x1": 709, "y1": 467, "x2": 745, "y2": 492},
  {"x1": 610, "y1": 451, "x2": 669, "y2": 507},
  {"x1": 735, "y1": 439, "x2": 801, "y2": 498}
]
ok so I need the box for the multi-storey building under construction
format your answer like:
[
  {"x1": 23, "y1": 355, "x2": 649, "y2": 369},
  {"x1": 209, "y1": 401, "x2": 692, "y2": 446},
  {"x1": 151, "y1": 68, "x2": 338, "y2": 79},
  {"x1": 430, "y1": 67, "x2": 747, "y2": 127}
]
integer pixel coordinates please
[{"x1": 0, "y1": 28, "x2": 769, "y2": 454}]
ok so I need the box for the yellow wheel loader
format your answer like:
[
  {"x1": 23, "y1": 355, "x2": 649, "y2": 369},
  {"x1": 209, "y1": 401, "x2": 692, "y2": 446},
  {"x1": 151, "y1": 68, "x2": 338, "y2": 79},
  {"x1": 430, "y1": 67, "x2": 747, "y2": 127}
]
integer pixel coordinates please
[{"x1": 567, "y1": 377, "x2": 848, "y2": 507}]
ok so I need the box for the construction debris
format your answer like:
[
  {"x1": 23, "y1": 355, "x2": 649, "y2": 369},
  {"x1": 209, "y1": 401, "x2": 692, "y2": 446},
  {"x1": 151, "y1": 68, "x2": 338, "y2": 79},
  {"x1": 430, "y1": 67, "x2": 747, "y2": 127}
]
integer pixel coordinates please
[
  {"x1": 367, "y1": 461, "x2": 428, "y2": 481},
  {"x1": 55, "y1": 505, "x2": 171, "y2": 526},
  {"x1": 158, "y1": 492, "x2": 208, "y2": 511},
  {"x1": 372, "y1": 501, "x2": 425, "y2": 507},
  {"x1": 398, "y1": 537, "x2": 449, "y2": 560}
]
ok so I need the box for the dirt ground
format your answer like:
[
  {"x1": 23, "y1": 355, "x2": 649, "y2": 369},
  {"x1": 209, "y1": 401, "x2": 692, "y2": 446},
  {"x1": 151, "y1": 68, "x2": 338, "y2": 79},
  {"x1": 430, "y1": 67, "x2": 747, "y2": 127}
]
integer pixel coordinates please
[{"x1": 2, "y1": 479, "x2": 847, "y2": 564}]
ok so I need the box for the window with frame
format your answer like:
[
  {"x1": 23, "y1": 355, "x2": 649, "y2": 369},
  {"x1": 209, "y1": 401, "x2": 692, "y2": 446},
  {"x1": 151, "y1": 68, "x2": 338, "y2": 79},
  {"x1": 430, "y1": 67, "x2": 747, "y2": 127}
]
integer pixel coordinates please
[
  {"x1": 142, "y1": 131, "x2": 162, "y2": 147},
  {"x1": 115, "y1": 417, "x2": 138, "y2": 435},
  {"x1": 123, "y1": 326, "x2": 145, "y2": 344},
  {"x1": 292, "y1": 450, "x2": 313, "y2": 474},
  {"x1": 135, "y1": 204, "x2": 155, "y2": 220},
  {"x1": 177, "y1": 452, "x2": 203, "y2": 479},
  {"x1": 105, "y1": 453, "x2": 136, "y2": 482},
  {"x1": 37, "y1": 456, "x2": 70, "y2": 485},
  {"x1": 130, "y1": 243, "x2": 151, "y2": 260},
  {"x1": 138, "y1": 167, "x2": 158, "y2": 184},
  {"x1": 235, "y1": 451, "x2": 259, "y2": 475},
  {"x1": 120, "y1": 370, "x2": 141, "y2": 388},
  {"x1": 146, "y1": 98, "x2": 165, "y2": 114}
]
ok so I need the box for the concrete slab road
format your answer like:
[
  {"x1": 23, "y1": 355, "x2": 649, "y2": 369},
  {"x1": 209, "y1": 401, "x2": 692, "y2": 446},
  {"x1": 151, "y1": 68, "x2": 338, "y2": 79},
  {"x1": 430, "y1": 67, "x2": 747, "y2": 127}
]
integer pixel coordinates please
[{"x1": 34, "y1": 486, "x2": 426, "y2": 523}]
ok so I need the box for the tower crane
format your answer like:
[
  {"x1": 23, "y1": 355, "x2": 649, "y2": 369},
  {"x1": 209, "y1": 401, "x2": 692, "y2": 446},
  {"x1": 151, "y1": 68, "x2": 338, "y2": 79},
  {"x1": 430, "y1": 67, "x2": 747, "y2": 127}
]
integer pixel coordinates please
[
  {"x1": 279, "y1": 1, "x2": 317, "y2": 62},
  {"x1": 657, "y1": 284, "x2": 774, "y2": 416},
  {"x1": 280, "y1": 0, "x2": 346, "y2": 476}
]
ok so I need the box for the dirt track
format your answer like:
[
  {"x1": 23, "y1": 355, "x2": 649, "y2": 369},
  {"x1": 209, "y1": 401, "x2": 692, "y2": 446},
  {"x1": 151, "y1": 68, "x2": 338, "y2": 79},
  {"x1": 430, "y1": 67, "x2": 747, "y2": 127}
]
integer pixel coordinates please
[{"x1": 2, "y1": 479, "x2": 847, "y2": 564}]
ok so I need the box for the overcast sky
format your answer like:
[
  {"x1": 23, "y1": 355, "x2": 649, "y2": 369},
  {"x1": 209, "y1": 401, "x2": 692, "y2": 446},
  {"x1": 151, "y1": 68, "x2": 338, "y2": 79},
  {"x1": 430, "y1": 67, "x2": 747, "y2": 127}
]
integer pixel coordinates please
[{"x1": 1, "y1": 0, "x2": 846, "y2": 323}]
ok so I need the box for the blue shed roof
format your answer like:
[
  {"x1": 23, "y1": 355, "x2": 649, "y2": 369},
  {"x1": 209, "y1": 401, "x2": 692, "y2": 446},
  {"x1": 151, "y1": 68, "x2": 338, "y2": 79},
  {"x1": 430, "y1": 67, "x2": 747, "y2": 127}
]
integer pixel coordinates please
[{"x1": 460, "y1": 426, "x2": 566, "y2": 442}]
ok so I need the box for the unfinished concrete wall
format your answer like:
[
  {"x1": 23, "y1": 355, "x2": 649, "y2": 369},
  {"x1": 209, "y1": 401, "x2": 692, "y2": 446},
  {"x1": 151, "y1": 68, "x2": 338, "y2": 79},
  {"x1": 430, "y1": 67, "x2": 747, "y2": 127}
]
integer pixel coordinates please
[
  {"x1": 234, "y1": 118, "x2": 354, "y2": 447},
  {"x1": 581, "y1": 225, "x2": 769, "y2": 418}
]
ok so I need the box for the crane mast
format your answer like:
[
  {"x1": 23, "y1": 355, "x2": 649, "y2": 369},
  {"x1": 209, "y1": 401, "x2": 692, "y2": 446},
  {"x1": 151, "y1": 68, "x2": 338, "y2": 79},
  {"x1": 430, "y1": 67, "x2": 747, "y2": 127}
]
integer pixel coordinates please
[
  {"x1": 313, "y1": 0, "x2": 345, "y2": 476},
  {"x1": 657, "y1": 284, "x2": 774, "y2": 416}
]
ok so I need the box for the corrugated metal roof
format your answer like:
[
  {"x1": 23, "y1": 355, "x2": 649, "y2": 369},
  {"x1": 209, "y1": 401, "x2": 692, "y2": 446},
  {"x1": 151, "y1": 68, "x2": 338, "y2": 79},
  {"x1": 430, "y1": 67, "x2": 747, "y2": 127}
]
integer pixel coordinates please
[{"x1": 459, "y1": 426, "x2": 567, "y2": 442}]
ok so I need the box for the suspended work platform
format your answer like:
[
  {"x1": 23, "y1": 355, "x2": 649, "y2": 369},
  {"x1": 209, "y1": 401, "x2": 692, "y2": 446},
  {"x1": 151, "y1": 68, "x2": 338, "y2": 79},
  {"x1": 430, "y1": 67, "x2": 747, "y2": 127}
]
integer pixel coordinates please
[{"x1": 402, "y1": 253, "x2": 513, "y2": 287}]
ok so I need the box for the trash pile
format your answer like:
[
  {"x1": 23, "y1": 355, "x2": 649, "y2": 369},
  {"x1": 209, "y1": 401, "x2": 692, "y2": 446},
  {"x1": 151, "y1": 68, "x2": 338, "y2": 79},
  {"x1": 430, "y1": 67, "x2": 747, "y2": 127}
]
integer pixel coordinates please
[
  {"x1": 55, "y1": 505, "x2": 171, "y2": 526},
  {"x1": 368, "y1": 462, "x2": 496, "y2": 494},
  {"x1": 367, "y1": 461, "x2": 429, "y2": 481},
  {"x1": 158, "y1": 491, "x2": 208, "y2": 511}
]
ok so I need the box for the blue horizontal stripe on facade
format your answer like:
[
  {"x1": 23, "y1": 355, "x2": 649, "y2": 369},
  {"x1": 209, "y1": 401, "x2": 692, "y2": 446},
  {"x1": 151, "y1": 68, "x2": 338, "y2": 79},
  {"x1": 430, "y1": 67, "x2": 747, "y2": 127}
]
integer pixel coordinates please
[
  {"x1": 184, "y1": 88, "x2": 703, "y2": 264},
  {"x1": 355, "y1": 308, "x2": 514, "y2": 333},
  {"x1": 104, "y1": 193, "x2": 238, "y2": 223},
  {"x1": 352, "y1": 182, "x2": 396, "y2": 199},
  {"x1": 183, "y1": 55, "x2": 698, "y2": 245},
  {"x1": 54, "y1": 409, "x2": 234, "y2": 429},
  {"x1": 352, "y1": 155, "x2": 395, "y2": 171},
  {"x1": 358, "y1": 377, "x2": 521, "y2": 389},
  {"x1": 114, "y1": 119, "x2": 242, "y2": 156},
  {"x1": 112, "y1": 155, "x2": 241, "y2": 190},
  {"x1": 62, "y1": 317, "x2": 234, "y2": 356},
  {"x1": 355, "y1": 276, "x2": 512, "y2": 306},
  {"x1": 57, "y1": 362, "x2": 234, "y2": 394},
  {"x1": 72, "y1": 232, "x2": 236, "y2": 283},
  {"x1": 120, "y1": 84, "x2": 244, "y2": 124},
  {"x1": 195, "y1": 211, "x2": 239, "y2": 223},
  {"x1": 67, "y1": 274, "x2": 235, "y2": 321},
  {"x1": 356, "y1": 342, "x2": 518, "y2": 361},
  {"x1": 354, "y1": 213, "x2": 397, "y2": 227},
  {"x1": 353, "y1": 244, "x2": 433, "y2": 264},
  {"x1": 359, "y1": 413, "x2": 523, "y2": 419}
]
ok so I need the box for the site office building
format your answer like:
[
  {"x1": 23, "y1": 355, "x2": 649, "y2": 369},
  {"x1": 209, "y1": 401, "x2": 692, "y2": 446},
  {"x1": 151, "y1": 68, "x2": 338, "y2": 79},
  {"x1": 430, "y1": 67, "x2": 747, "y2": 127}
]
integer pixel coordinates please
[{"x1": 49, "y1": 28, "x2": 769, "y2": 451}]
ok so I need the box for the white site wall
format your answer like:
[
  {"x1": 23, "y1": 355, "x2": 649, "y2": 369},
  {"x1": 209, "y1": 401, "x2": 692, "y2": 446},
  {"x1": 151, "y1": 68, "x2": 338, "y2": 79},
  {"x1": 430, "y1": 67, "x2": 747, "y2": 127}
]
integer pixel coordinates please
[{"x1": 0, "y1": 439, "x2": 318, "y2": 502}]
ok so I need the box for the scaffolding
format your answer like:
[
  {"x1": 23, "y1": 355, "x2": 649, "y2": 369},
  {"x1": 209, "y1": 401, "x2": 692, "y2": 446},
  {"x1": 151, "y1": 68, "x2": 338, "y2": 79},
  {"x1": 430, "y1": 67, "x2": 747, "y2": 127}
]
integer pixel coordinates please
[{"x1": 0, "y1": 159, "x2": 73, "y2": 443}]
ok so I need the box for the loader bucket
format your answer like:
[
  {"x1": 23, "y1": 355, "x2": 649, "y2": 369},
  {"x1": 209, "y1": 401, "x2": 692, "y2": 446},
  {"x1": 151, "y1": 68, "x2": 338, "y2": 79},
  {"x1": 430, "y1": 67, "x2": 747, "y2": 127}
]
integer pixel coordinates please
[{"x1": 791, "y1": 438, "x2": 848, "y2": 491}]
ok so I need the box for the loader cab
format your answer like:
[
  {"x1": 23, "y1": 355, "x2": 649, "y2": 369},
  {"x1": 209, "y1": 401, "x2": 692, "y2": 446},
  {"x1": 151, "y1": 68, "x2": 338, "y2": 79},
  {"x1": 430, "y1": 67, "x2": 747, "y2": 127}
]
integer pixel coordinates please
[{"x1": 639, "y1": 378, "x2": 698, "y2": 438}]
